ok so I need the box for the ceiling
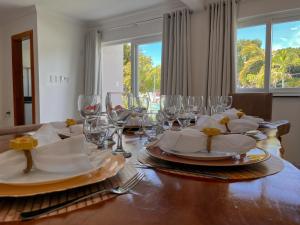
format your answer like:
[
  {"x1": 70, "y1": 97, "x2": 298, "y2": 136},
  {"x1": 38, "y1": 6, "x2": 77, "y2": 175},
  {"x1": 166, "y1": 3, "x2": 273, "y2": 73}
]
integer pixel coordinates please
[{"x1": 0, "y1": 0, "x2": 178, "y2": 22}]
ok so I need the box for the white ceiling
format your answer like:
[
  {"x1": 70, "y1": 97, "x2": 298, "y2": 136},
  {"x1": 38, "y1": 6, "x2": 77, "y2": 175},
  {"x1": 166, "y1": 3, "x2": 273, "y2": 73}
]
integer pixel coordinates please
[{"x1": 0, "y1": 0, "x2": 178, "y2": 22}]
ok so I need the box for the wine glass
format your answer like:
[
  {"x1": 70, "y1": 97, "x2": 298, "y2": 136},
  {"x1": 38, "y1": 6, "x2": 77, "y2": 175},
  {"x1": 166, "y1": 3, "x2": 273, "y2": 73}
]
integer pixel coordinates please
[
  {"x1": 142, "y1": 112, "x2": 160, "y2": 143},
  {"x1": 106, "y1": 92, "x2": 133, "y2": 158},
  {"x1": 177, "y1": 96, "x2": 193, "y2": 128},
  {"x1": 221, "y1": 96, "x2": 233, "y2": 111},
  {"x1": 207, "y1": 96, "x2": 222, "y2": 115},
  {"x1": 83, "y1": 115, "x2": 109, "y2": 149},
  {"x1": 160, "y1": 95, "x2": 182, "y2": 129},
  {"x1": 78, "y1": 95, "x2": 102, "y2": 118},
  {"x1": 190, "y1": 96, "x2": 206, "y2": 121},
  {"x1": 132, "y1": 95, "x2": 149, "y2": 136}
]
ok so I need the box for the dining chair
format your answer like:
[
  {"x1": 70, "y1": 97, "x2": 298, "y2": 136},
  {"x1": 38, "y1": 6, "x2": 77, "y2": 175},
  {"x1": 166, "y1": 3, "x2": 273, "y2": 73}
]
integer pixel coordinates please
[
  {"x1": 231, "y1": 93, "x2": 273, "y2": 121},
  {"x1": 231, "y1": 93, "x2": 290, "y2": 158}
]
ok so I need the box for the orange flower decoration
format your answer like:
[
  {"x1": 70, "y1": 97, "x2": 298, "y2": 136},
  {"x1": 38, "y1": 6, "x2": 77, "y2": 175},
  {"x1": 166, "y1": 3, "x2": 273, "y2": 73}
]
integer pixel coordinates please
[
  {"x1": 10, "y1": 136, "x2": 38, "y2": 173},
  {"x1": 10, "y1": 136, "x2": 38, "y2": 150},
  {"x1": 219, "y1": 116, "x2": 231, "y2": 133},
  {"x1": 236, "y1": 111, "x2": 245, "y2": 119},
  {"x1": 202, "y1": 128, "x2": 221, "y2": 136},
  {"x1": 202, "y1": 128, "x2": 221, "y2": 153},
  {"x1": 66, "y1": 118, "x2": 77, "y2": 127}
]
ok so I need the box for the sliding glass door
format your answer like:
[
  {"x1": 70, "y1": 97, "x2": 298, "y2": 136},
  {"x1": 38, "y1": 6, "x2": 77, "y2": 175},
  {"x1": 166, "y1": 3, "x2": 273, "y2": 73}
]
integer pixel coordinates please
[{"x1": 102, "y1": 36, "x2": 162, "y2": 110}]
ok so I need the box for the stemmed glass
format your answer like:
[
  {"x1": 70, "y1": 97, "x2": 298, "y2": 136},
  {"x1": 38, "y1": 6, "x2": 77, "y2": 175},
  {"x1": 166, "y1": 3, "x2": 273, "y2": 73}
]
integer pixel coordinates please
[
  {"x1": 83, "y1": 115, "x2": 110, "y2": 149},
  {"x1": 78, "y1": 95, "x2": 105, "y2": 148},
  {"x1": 142, "y1": 112, "x2": 160, "y2": 143},
  {"x1": 177, "y1": 96, "x2": 194, "y2": 128},
  {"x1": 207, "y1": 96, "x2": 223, "y2": 115},
  {"x1": 160, "y1": 95, "x2": 182, "y2": 129},
  {"x1": 78, "y1": 95, "x2": 102, "y2": 118},
  {"x1": 190, "y1": 96, "x2": 206, "y2": 121},
  {"x1": 221, "y1": 96, "x2": 233, "y2": 111},
  {"x1": 132, "y1": 95, "x2": 149, "y2": 136},
  {"x1": 106, "y1": 92, "x2": 133, "y2": 158}
]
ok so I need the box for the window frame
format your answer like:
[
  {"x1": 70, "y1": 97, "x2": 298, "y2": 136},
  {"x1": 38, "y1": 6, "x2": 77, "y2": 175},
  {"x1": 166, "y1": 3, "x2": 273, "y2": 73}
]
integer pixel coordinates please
[
  {"x1": 101, "y1": 35, "x2": 162, "y2": 97},
  {"x1": 236, "y1": 10, "x2": 300, "y2": 96}
]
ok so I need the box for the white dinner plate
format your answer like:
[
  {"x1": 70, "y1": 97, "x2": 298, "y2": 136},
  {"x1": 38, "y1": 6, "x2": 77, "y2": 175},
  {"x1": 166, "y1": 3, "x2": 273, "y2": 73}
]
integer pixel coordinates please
[
  {"x1": 0, "y1": 148, "x2": 110, "y2": 186},
  {"x1": 160, "y1": 147, "x2": 238, "y2": 161}
]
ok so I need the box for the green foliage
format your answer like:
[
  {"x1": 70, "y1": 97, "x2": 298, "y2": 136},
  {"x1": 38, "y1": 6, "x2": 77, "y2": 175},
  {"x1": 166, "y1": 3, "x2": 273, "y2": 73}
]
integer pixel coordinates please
[
  {"x1": 123, "y1": 43, "x2": 161, "y2": 94},
  {"x1": 237, "y1": 39, "x2": 300, "y2": 88}
]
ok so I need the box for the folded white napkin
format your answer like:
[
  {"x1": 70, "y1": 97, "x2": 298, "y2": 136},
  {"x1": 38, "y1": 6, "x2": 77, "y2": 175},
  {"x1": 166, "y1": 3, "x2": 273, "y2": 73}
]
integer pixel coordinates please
[
  {"x1": 196, "y1": 116, "x2": 226, "y2": 132},
  {"x1": 0, "y1": 125, "x2": 93, "y2": 179},
  {"x1": 222, "y1": 108, "x2": 264, "y2": 123},
  {"x1": 228, "y1": 119, "x2": 259, "y2": 133},
  {"x1": 50, "y1": 121, "x2": 83, "y2": 137},
  {"x1": 197, "y1": 112, "x2": 260, "y2": 133},
  {"x1": 156, "y1": 128, "x2": 256, "y2": 154},
  {"x1": 69, "y1": 124, "x2": 83, "y2": 135}
]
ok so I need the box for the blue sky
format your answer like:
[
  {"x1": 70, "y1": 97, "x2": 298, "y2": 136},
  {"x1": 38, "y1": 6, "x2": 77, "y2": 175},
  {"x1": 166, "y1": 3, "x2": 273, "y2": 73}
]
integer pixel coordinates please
[
  {"x1": 237, "y1": 20, "x2": 300, "y2": 50},
  {"x1": 139, "y1": 41, "x2": 162, "y2": 66}
]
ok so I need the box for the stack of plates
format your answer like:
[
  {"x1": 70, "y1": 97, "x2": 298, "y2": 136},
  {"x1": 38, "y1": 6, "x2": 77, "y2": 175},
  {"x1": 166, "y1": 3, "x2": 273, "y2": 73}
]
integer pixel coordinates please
[{"x1": 0, "y1": 150, "x2": 125, "y2": 197}]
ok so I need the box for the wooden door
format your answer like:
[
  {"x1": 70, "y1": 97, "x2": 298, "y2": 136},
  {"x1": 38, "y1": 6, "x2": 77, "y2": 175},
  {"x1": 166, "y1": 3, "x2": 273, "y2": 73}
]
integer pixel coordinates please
[{"x1": 11, "y1": 30, "x2": 35, "y2": 126}]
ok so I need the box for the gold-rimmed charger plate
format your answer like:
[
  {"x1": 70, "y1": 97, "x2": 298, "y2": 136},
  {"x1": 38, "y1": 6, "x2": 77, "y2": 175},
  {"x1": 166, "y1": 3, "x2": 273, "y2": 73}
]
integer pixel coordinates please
[
  {"x1": 0, "y1": 152, "x2": 125, "y2": 197},
  {"x1": 145, "y1": 147, "x2": 271, "y2": 167}
]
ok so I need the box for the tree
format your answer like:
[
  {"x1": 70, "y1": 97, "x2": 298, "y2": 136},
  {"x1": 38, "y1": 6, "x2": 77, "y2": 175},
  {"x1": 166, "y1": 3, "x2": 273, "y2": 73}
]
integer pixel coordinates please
[
  {"x1": 237, "y1": 40, "x2": 265, "y2": 88},
  {"x1": 123, "y1": 43, "x2": 161, "y2": 94},
  {"x1": 237, "y1": 40, "x2": 300, "y2": 89}
]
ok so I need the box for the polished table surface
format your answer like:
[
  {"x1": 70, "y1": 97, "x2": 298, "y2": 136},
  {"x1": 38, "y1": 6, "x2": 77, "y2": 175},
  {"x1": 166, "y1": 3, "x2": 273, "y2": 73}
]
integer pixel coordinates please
[{"x1": 1, "y1": 133, "x2": 300, "y2": 225}]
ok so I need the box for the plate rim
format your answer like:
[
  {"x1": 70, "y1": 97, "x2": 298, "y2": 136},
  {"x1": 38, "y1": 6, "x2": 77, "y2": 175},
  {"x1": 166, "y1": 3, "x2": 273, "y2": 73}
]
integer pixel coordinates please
[
  {"x1": 146, "y1": 147, "x2": 271, "y2": 167},
  {"x1": 0, "y1": 150, "x2": 117, "y2": 186},
  {"x1": 160, "y1": 147, "x2": 237, "y2": 161},
  {"x1": 0, "y1": 153, "x2": 125, "y2": 197}
]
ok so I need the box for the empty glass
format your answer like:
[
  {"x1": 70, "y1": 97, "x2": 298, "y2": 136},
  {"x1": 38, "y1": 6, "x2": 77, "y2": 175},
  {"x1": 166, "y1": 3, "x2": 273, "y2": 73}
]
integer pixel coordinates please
[
  {"x1": 142, "y1": 112, "x2": 160, "y2": 143},
  {"x1": 132, "y1": 95, "x2": 149, "y2": 136},
  {"x1": 106, "y1": 92, "x2": 133, "y2": 158},
  {"x1": 190, "y1": 96, "x2": 206, "y2": 119},
  {"x1": 83, "y1": 115, "x2": 109, "y2": 149},
  {"x1": 221, "y1": 96, "x2": 233, "y2": 111},
  {"x1": 177, "y1": 96, "x2": 193, "y2": 128},
  {"x1": 207, "y1": 96, "x2": 223, "y2": 115},
  {"x1": 160, "y1": 95, "x2": 181, "y2": 129}
]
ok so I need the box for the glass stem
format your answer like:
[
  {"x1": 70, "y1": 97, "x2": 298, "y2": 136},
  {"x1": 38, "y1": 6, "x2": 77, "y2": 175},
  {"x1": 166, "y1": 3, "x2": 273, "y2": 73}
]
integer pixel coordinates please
[
  {"x1": 116, "y1": 127, "x2": 123, "y2": 151},
  {"x1": 168, "y1": 120, "x2": 174, "y2": 129}
]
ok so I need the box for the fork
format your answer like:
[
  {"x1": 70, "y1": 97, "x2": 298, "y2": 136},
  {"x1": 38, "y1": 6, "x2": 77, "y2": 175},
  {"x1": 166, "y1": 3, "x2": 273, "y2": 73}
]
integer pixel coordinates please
[{"x1": 20, "y1": 172, "x2": 145, "y2": 220}]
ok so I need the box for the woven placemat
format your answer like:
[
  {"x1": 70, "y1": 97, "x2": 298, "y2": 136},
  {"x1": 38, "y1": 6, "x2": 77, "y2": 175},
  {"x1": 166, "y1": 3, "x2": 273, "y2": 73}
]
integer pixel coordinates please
[
  {"x1": 0, "y1": 165, "x2": 137, "y2": 222},
  {"x1": 138, "y1": 149, "x2": 284, "y2": 182}
]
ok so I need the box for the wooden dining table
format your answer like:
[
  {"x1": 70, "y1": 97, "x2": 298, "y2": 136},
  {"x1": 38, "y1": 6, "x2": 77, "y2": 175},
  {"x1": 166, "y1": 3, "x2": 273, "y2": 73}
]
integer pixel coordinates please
[{"x1": 0, "y1": 125, "x2": 300, "y2": 225}]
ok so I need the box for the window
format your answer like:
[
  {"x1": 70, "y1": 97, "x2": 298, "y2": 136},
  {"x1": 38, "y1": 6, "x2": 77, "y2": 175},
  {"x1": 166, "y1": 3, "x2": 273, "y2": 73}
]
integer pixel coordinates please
[
  {"x1": 236, "y1": 13, "x2": 300, "y2": 95},
  {"x1": 102, "y1": 36, "x2": 162, "y2": 109}
]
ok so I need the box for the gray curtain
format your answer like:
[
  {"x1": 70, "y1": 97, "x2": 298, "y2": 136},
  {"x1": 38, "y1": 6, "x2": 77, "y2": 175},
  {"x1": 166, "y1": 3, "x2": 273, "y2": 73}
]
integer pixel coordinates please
[
  {"x1": 84, "y1": 30, "x2": 101, "y2": 95},
  {"x1": 207, "y1": 0, "x2": 238, "y2": 97},
  {"x1": 161, "y1": 8, "x2": 192, "y2": 96}
]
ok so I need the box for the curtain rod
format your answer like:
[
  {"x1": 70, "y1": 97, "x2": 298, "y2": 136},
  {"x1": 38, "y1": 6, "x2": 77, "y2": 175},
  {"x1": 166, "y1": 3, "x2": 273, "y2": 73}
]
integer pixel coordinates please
[{"x1": 100, "y1": 8, "x2": 192, "y2": 32}]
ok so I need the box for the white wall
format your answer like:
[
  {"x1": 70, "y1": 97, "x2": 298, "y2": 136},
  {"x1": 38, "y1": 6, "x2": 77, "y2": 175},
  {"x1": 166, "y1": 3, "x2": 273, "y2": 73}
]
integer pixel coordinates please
[
  {"x1": 102, "y1": 45, "x2": 124, "y2": 91},
  {"x1": 36, "y1": 9, "x2": 85, "y2": 123},
  {"x1": 101, "y1": 44, "x2": 124, "y2": 110},
  {"x1": 190, "y1": 0, "x2": 300, "y2": 165},
  {"x1": 0, "y1": 8, "x2": 39, "y2": 127}
]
